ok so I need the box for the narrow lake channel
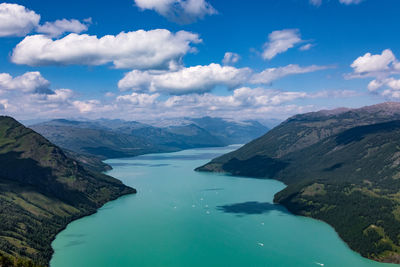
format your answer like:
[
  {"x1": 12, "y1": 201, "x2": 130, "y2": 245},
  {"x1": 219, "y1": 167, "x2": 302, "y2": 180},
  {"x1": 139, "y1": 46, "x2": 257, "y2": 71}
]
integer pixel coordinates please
[{"x1": 51, "y1": 146, "x2": 395, "y2": 267}]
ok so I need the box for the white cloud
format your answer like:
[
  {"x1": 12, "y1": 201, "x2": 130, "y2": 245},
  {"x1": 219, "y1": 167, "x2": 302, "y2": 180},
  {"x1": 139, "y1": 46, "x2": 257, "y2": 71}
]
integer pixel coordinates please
[
  {"x1": 11, "y1": 30, "x2": 201, "y2": 69},
  {"x1": 118, "y1": 63, "x2": 329, "y2": 94},
  {"x1": 250, "y1": 64, "x2": 330, "y2": 85},
  {"x1": 0, "y1": 71, "x2": 115, "y2": 118},
  {"x1": 367, "y1": 79, "x2": 385, "y2": 92},
  {"x1": 0, "y1": 71, "x2": 51, "y2": 94},
  {"x1": 46, "y1": 89, "x2": 75, "y2": 102},
  {"x1": 117, "y1": 92, "x2": 160, "y2": 105},
  {"x1": 310, "y1": 0, "x2": 364, "y2": 6},
  {"x1": 262, "y1": 29, "x2": 302, "y2": 60},
  {"x1": 339, "y1": 0, "x2": 363, "y2": 4},
  {"x1": 0, "y1": 72, "x2": 360, "y2": 121},
  {"x1": 134, "y1": 0, "x2": 217, "y2": 24},
  {"x1": 118, "y1": 63, "x2": 252, "y2": 94},
  {"x1": 36, "y1": 18, "x2": 90, "y2": 38},
  {"x1": 350, "y1": 49, "x2": 395, "y2": 74},
  {"x1": 0, "y1": 99, "x2": 8, "y2": 110},
  {"x1": 382, "y1": 89, "x2": 400, "y2": 99},
  {"x1": 0, "y1": 3, "x2": 40, "y2": 37},
  {"x1": 72, "y1": 100, "x2": 101, "y2": 113},
  {"x1": 222, "y1": 52, "x2": 240, "y2": 65},
  {"x1": 366, "y1": 77, "x2": 400, "y2": 96},
  {"x1": 309, "y1": 0, "x2": 322, "y2": 6},
  {"x1": 0, "y1": 3, "x2": 89, "y2": 38},
  {"x1": 299, "y1": 43, "x2": 313, "y2": 51},
  {"x1": 386, "y1": 78, "x2": 400, "y2": 90},
  {"x1": 0, "y1": 71, "x2": 87, "y2": 118},
  {"x1": 348, "y1": 49, "x2": 400, "y2": 98},
  {"x1": 163, "y1": 87, "x2": 307, "y2": 109}
]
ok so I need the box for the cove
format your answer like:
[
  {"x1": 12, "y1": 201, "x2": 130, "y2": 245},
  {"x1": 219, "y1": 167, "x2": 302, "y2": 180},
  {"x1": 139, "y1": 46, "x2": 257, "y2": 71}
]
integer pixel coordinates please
[{"x1": 50, "y1": 146, "x2": 395, "y2": 267}]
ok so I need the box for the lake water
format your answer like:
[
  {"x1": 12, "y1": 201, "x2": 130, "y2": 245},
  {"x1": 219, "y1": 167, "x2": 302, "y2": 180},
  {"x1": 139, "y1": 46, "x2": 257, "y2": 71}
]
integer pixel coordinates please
[{"x1": 51, "y1": 146, "x2": 395, "y2": 267}]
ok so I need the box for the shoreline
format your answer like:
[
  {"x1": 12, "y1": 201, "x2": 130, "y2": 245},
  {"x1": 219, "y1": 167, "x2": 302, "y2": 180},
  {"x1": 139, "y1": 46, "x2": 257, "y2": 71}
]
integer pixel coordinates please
[
  {"x1": 196, "y1": 168, "x2": 399, "y2": 265},
  {"x1": 280, "y1": 204, "x2": 400, "y2": 265},
  {"x1": 47, "y1": 190, "x2": 135, "y2": 266}
]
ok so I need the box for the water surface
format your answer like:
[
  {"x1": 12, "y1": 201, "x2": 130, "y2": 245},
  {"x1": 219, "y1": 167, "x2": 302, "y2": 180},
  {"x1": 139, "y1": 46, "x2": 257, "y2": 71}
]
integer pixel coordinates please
[{"x1": 51, "y1": 146, "x2": 395, "y2": 267}]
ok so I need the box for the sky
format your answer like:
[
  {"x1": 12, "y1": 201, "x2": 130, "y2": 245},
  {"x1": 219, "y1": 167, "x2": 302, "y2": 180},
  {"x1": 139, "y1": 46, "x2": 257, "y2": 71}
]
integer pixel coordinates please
[{"x1": 0, "y1": 0, "x2": 399, "y2": 122}]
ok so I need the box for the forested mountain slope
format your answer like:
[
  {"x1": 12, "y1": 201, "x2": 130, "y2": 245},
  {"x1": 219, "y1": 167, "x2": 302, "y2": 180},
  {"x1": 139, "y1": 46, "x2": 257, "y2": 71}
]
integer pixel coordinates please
[{"x1": 0, "y1": 116, "x2": 135, "y2": 266}]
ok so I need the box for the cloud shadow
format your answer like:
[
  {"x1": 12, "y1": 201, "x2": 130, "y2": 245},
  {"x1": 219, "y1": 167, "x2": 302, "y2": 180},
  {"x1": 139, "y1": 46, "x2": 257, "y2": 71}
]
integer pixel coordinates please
[{"x1": 217, "y1": 201, "x2": 289, "y2": 215}]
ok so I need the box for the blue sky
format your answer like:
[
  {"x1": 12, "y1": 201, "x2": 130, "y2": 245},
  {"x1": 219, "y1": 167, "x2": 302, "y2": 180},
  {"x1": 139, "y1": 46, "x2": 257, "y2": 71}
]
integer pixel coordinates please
[{"x1": 0, "y1": 0, "x2": 399, "y2": 121}]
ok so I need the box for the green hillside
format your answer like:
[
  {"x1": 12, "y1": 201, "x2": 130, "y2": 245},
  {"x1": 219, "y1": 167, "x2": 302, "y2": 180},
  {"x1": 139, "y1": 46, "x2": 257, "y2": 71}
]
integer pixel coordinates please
[
  {"x1": 197, "y1": 102, "x2": 400, "y2": 263},
  {"x1": 0, "y1": 116, "x2": 136, "y2": 266}
]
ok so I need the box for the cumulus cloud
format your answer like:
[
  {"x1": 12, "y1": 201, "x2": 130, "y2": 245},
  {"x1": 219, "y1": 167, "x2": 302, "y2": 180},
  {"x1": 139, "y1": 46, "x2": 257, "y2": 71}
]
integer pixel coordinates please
[
  {"x1": 350, "y1": 49, "x2": 395, "y2": 74},
  {"x1": 117, "y1": 92, "x2": 160, "y2": 105},
  {"x1": 0, "y1": 71, "x2": 119, "y2": 118},
  {"x1": 262, "y1": 29, "x2": 302, "y2": 60},
  {"x1": 0, "y1": 71, "x2": 89, "y2": 118},
  {"x1": 118, "y1": 63, "x2": 329, "y2": 94},
  {"x1": 72, "y1": 100, "x2": 101, "y2": 113},
  {"x1": 118, "y1": 63, "x2": 252, "y2": 94},
  {"x1": 250, "y1": 64, "x2": 330, "y2": 85},
  {"x1": 163, "y1": 87, "x2": 308, "y2": 110},
  {"x1": 222, "y1": 52, "x2": 240, "y2": 65},
  {"x1": 348, "y1": 49, "x2": 400, "y2": 98},
  {"x1": 0, "y1": 3, "x2": 89, "y2": 38},
  {"x1": 134, "y1": 0, "x2": 217, "y2": 24},
  {"x1": 36, "y1": 18, "x2": 90, "y2": 38},
  {"x1": 0, "y1": 3, "x2": 40, "y2": 37},
  {"x1": 0, "y1": 71, "x2": 51, "y2": 94},
  {"x1": 0, "y1": 74, "x2": 359, "y2": 121},
  {"x1": 11, "y1": 30, "x2": 201, "y2": 69}
]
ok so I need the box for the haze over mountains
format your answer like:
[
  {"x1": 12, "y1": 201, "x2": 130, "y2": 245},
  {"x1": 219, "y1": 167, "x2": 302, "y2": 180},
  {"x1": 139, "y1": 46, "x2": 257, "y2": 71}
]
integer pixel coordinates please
[
  {"x1": 197, "y1": 102, "x2": 400, "y2": 263},
  {"x1": 31, "y1": 117, "x2": 268, "y2": 160}
]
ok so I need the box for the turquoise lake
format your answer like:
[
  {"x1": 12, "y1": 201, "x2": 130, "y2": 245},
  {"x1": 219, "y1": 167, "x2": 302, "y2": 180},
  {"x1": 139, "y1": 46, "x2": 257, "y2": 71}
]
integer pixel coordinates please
[{"x1": 51, "y1": 146, "x2": 395, "y2": 267}]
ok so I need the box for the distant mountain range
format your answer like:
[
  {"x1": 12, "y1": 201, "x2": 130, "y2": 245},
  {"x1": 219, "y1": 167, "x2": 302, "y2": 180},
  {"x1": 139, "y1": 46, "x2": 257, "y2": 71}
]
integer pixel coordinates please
[
  {"x1": 0, "y1": 116, "x2": 135, "y2": 266},
  {"x1": 197, "y1": 102, "x2": 400, "y2": 264},
  {"x1": 30, "y1": 117, "x2": 268, "y2": 161}
]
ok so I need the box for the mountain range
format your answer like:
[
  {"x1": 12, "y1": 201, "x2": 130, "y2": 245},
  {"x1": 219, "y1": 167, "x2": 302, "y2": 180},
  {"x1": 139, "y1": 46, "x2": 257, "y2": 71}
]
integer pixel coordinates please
[
  {"x1": 30, "y1": 117, "x2": 268, "y2": 161},
  {"x1": 197, "y1": 102, "x2": 400, "y2": 263}
]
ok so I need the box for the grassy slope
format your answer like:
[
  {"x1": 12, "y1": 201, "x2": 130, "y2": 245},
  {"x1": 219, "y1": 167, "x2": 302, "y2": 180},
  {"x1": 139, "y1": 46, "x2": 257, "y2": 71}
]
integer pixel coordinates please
[
  {"x1": 0, "y1": 116, "x2": 136, "y2": 266},
  {"x1": 197, "y1": 103, "x2": 400, "y2": 263},
  {"x1": 201, "y1": 102, "x2": 400, "y2": 171}
]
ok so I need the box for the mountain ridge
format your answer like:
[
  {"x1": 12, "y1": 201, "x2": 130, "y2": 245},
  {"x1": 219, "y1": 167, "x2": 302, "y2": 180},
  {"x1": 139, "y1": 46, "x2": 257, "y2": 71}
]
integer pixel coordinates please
[
  {"x1": 30, "y1": 117, "x2": 268, "y2": 160},
  {"x1": 0, "y1": 116, "x2": 136, "y2": 266}
]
